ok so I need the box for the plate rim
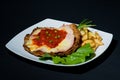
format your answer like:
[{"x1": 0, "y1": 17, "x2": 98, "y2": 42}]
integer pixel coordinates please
[{"x1": 5, "y1": 18, "x2": 113, "y2": 67}]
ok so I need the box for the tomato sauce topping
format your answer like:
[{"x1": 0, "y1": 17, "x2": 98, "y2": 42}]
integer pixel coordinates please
[{"x1": 33, "y1": 29, "x2": 67, "y2": 48}]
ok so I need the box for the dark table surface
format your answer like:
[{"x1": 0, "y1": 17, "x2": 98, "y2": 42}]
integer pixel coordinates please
[{"x1": 1, "y1": 0, "x2": 120, "y2": 80}]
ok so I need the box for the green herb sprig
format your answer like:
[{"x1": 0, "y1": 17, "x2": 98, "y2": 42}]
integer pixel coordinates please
[{"x1": 77, "y1": 19, "x2": 96, "y2": 29}]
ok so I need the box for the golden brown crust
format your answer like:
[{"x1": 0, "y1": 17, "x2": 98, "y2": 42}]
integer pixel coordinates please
[{"x1": 23, "y1": 24, "x2": 81, "y2": 57}]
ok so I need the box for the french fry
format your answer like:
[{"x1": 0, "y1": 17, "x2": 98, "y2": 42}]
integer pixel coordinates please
[
  {"x1": 80, "y1": 28, "x2": 104, "y2": 51},
  {"x1": 94, "y1": 39, "x2": 104, "y2": 46},
  {"x1": 82, "y1": 34, "x2": 88, "y2": 41},
  {"x1": 95, "y1": 32, "x2": 102, "y2": 41},
  {"x1": 82, "y1": 39, "x2": 96, "y2": 48},
  {"x1": 88, "y1": 31, "x2": 96, "y2": 39},
  {"x1": 80, "y1": 30, "x2": 86, "y2": 36}
]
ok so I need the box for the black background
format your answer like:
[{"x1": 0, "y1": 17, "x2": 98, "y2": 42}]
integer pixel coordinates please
[{"x1": 1, "y1": 0, "x2": 120, "y2": 80}]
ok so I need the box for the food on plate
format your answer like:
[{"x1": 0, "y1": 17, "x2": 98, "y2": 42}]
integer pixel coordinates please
[
  {"x1": 80, "y1": 27, "x2": 104, "y2": 50},
  {"x1": 77, "y1": 19, "x2": 103, "y2": 50},
  {"x1": 23, "y1": 19, "x2": 104, "y2": 65},
  {"x1": 23, "y1": 24, "x2": 81, "y2": 57},
  {"x1": 49, "y1": 43, "x2": 95, "y2": 64}
]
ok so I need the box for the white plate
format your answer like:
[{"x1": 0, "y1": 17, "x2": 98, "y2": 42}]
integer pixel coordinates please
[{"x1": 5, "y1": 18, "x2": 113, "y2": 67}]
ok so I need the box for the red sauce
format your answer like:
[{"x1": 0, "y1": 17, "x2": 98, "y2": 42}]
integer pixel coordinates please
[{"x1": 33, "y1": 29, "x2": 67, "y2": 48}]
